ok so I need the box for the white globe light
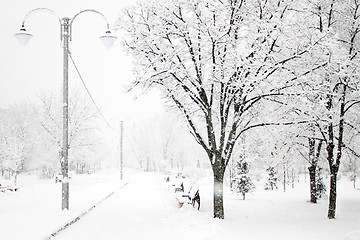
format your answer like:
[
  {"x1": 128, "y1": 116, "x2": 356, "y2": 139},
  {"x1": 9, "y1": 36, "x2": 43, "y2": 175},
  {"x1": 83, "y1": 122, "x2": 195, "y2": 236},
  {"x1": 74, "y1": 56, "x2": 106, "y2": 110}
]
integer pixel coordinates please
[
  {"x1": 14, "y1": 28, "x2": 33, "y2": 46},
  {"x1": 99, "y1": 30, "x2": 117, "y2": 49}
]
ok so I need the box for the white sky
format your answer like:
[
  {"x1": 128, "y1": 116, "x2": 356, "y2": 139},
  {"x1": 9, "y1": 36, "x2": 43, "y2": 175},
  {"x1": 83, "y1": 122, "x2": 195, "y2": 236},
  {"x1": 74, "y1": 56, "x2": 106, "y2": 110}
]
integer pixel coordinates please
[{"x1": 0, "y1": 0, "x2": 165, "y2": 128}]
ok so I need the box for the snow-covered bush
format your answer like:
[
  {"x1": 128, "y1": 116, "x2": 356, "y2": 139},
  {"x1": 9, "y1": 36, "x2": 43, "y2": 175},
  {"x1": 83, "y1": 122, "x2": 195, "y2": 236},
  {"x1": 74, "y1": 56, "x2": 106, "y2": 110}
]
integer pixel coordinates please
[
  {"x1": 232, "y1": 159, "x2": 255, "y2": 199},
  {"x1": 264, "y1": 167, "x2": 278, "y2": 190}
]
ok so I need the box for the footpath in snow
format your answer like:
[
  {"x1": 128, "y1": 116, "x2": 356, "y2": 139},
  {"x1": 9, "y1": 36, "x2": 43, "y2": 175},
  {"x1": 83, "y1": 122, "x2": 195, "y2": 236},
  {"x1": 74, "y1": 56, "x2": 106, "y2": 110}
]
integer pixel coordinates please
[{"x1": 55, "y1": 170, "x2": 208, "y2": 240}]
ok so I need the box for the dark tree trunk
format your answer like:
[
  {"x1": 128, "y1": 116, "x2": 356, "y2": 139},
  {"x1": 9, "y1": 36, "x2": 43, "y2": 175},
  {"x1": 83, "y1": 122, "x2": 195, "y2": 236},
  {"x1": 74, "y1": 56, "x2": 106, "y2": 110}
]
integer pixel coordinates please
[
  {"x1": 326, "y1": 84, "x2": 345, "y2": 219},
  {"x1": 308, "y1": 137, "x2": 317, "y2": 203},
  {"x1": 328, "y1": 168, "x2": 337, "y2": 219},
  {"x1": 213, "y1": 163, "x2": 225, "y2": 219},
  {"x1": 326, "y1": 120, "x2": 336, "y2": 219},
  {"x1": 308, "y1": 165, "x2": 317, "y2": 203},
  {"x1": 213, "y1": 178, "x2": 224, "y2": 219}
]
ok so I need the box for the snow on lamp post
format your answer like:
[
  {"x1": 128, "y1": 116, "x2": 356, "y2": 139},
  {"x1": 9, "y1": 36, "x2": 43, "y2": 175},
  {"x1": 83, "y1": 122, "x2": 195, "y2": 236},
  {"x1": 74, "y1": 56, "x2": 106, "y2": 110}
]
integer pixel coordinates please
[{"x1": 14, "y1": 8, "x2": 117, "y2": 211}]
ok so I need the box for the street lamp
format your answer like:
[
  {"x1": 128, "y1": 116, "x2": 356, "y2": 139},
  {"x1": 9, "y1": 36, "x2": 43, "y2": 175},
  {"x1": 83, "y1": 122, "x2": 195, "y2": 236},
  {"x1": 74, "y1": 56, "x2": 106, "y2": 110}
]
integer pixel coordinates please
[
  {"x1": 120, "y1": 120, "x2": 123, "y2": 180},
  {"x1": 14, "y1": 8, "x2": 117, "y2": 211}
]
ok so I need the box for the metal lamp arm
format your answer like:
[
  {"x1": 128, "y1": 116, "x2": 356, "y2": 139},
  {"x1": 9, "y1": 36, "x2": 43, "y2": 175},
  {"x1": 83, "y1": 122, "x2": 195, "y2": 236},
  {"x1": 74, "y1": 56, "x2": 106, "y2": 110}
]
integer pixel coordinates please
[
  {"x1": 70, "y1": 9, "x2": 111, "y2": 41},
  {"x1": 21, "y1": 8, "x2": 62, "y2": 39},
  {"x1": 22, "y1": 7, "x2": 61, "y2": 26}
]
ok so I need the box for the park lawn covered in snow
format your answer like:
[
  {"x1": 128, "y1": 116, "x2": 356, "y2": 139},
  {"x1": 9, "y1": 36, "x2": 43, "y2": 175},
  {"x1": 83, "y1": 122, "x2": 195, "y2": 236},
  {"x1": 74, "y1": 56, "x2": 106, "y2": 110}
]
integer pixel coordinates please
[
  {"x1": 0, "y1": 169, "x2": 125, "y2": 240},
  {"x1": 1, "y1": 168, "x2": 360, "y2": 240}
]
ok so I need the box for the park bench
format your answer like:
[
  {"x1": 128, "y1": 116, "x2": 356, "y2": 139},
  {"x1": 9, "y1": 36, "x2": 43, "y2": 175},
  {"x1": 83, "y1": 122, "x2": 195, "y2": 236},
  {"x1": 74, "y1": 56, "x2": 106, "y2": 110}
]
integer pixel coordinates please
[
  {"x1": 166, "y1": 175, "x2": 185, "y2": 193},
  {"x1": 174, "y1": 182, "x2": 184, "y2": 193},
  {"x1": 175, "y1": 187, "x2": 200, "y2": 210},
  {"x1": 166, "y1": 173, "x2": 201, "y2": 210},
  {"x1": 54, "y1": 171, "x2": 74, "y2": 183},
  {"x1": 0, "y1": 183, "x2": 19, "y2": 193}
]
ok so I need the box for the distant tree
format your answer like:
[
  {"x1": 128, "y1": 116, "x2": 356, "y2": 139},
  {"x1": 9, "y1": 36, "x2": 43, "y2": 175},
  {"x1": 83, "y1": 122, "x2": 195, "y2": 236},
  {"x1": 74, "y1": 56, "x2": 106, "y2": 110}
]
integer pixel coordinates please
[
  {"x1": 348, "y1": 155, "x2": 359, "y2": 190},
  {"x1": 127, "y1": 113, "x2": 203, "y2": 172},
  {"x1": 315, "y1": 166, "x2": 326, "y2": 200},
  {"x1": 0, "y1": 105, "x2": 33, "y2": 184},
  {"x1": 344, "y1": 113, "x2": 360, "y2": 189},
  {"x1": 32, "y1": 90, "x2": 101, "y2": 177},
  {"x1": 271, "y1": 141, "x2": 299, "y2": 192},
  {"x1": 265, "y1": 166, "x2": 278, "y2": 190},
  {"x1": 159, "y1": 116, "x2": 177, "y2": 170},
  {"x1": 0, "y1": 136, "x2": 25, "y2": 182},
  {"x1": 232, "y1": 158, "x2": 254, "y2": 200},
  {"x1": 128, "y1": 120, "x2": 161, "y2": 172}
]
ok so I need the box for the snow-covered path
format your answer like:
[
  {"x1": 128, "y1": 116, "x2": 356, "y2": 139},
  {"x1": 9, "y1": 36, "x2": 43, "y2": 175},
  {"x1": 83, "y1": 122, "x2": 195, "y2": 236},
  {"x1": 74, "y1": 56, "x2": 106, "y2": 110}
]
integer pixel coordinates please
[
  {"x1": 3, "y1": 169, "x2": 359, "y2": 240},
  {"x1": 52, "y1": 170, "x2": 360, "y2": 240},
  {"x1": 55, "y1": 171, "x2": 206, "y2": 240}
]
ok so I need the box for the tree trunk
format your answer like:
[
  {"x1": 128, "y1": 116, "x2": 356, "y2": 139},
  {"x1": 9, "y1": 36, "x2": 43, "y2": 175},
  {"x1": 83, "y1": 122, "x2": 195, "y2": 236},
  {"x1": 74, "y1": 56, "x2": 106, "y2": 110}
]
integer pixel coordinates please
[
  {"x1": 283, "y1": 163, "x2": 286, "y2": 192},
  {"x1": 308, "y1": 137, "x2": 317, "y2": 203},
  {"x1": 353, "y1": 161, "x2": 356, "y2": 189},
  {"x1": 213, "y1": 164, "x2": 225, "y2": 219},
  {"x1": 327, "y1": 84, "x2": 345, "y2": 219},
  {"x1": 214, "y1": 178, "x2": 224, "y2": 219},
  {"x1": 146, "y1": 157, "x2": 150, "y2": 172},
  {"x1": 326, "y1": 127, "x2": 336, "y2": 219},
  {"x1": 242, "y1": 192, "x2": 246, "y2": 200},
  {"x1": 354, "y1": 174, "x2": 356, "y2": 189},
  {"x1": 328, "y1": 168, "x2": 337, "y2": 219},
  {"x1": 308, "y1": 165, "x2": 317, "y2": 203},
  {"x1": 14, "y1": 172, "x2": 18, "y2": 186}
]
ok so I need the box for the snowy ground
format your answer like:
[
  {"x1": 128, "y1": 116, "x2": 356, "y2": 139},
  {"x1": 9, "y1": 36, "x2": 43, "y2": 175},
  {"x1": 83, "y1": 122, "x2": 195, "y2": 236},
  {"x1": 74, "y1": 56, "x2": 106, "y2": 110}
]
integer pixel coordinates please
[
  {"x1": 0, "y1": 170, "x2": 125, "y2": 240},
  {"x1": 1, "y1": 169, "x2": 360, "y2": 240}
]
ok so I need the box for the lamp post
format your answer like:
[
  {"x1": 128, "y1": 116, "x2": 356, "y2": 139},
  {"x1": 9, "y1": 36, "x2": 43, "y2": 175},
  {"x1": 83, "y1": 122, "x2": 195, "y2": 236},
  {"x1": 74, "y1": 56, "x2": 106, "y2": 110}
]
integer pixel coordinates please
[
  {"x1": 14, "y1": 8, "x2": 117, "y2": 211},
  {"x1": 120, "y1": 120, "x2": 123, "y2": 180}
]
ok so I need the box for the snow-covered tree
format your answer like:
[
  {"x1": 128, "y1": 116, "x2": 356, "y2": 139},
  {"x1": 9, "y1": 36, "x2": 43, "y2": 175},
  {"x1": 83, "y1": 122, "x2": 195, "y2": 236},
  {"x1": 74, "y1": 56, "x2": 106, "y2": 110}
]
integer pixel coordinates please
[
  {"x1": 117, "y1": 0, "x2": 313, "y2": 219},
  {"x1": 315, "y1": 166, "x2": 326, "y2": 199},
  {"x1": 0, "y1": 136, "x2": 25, "y2": 182},
  {"x1": 32, "y1": 89, "x2": 102, "y2": 177},
  {"x1": 127, "y1": 113, "x2": 206, "y2": 172},
  {"x1": 0, "y1": 105, "x2": 33, "y2": 184},
  {"x1": 270, "y1": 137, "x2": 302, "y2": 192},
  {"x1": 296, "y1": 0, "x2": 360, "y2": 219},
  {"x1": 232, "y1": 158, "x2": 254, "y2": 200},
  {"x1": 265, "y1": 166, "x2": 278, "y2": 190}
]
